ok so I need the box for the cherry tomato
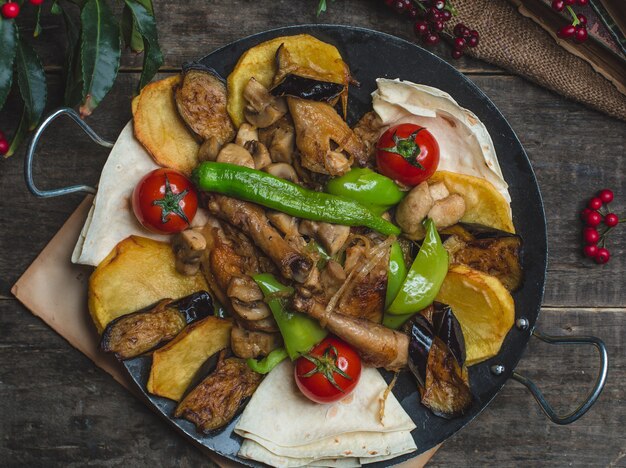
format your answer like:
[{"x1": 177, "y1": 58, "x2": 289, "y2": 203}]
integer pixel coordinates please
[
  {"x1": 294, "y1": 336, "x2": 361, "y2": 404},
  {"x1": 376, "y1": 123, "x2": 440, "y2": 186},
  {"x1": 132, "y1": 168, "x2": 198, "y2": 234}
]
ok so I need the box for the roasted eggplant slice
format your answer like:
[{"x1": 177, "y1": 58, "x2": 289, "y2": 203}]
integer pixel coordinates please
[
  {"x1": 175, "y1": 63, "x2": 236, "y2": 145},
  {"x1": 443, "y1": 223, "x2": 523, "y2": 292},
  {"x1": 271, "y1": 45, "x2": 346, "y2": 102},
  {"x1": 174, "y1": 352, "x2": 263, "y2": 432},
  {"x1": 100, "y1": 291, "x2": 213, "y2": 359},
  {"x1": 405, "y1": 306, "x2": 473, "y2": 419}
]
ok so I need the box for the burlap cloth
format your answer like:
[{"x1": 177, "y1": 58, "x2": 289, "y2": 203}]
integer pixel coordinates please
[{"x1": 448, "y1": 0, "x2": 626, "y2": 121}]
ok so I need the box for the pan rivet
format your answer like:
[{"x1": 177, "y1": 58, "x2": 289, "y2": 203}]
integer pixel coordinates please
[
  {"x1": 516, "y1": 318, "x2": 529, "y2": 330},
  {"x1": 490, "y1": 365, "x2": 505, "y2": 375}
]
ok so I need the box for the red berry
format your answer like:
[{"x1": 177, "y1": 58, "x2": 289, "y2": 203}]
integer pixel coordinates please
[
  {"x1": 578, "y1": 0, "x2": 589, "y2": 5},
  {"x1": 586, "y1": 211, "x2": 602, "y2": 227},
  {"x1": 432, "y1": 20, "x2": 444, "y2": 32},
  {"x1": 565, "y1": 0, "x2": 576, "y2": 4},
  {"x1": 428, "y1": 7, "x2": 441, "y2": 21},
  {"x1": 424, "y1": 33, "x2": 440, "y2": 46},
  {"x1": 433, "y1": 0, "x2": 445, "y2": 10},
  {"x1": 594, "y1": 248, "x2": 610, "y2": 264},
  {"x1": 453, "y1": 37, "x2": 466, "y2": 50},
  {"x1": 580, "y1": 208, "x2": 592, "y2": 221},
  {"x1": 451, "y1": 49, "x2": 464, "y2": 59},
  {"x1": 408, "y1": 7, "x2": 418, "y2": 19},
  {"x1": 577, "y1": 14, "x2": 587, "y2": 25},
  {"x1": 599, "y1": 189, "x2": 614, "y2": 204},
  {"x1": 414, "y1": 20, "x2": 429, "y2": 36},
  {"x1": 583, "y1": 227, "x2": 600, "y2": 244},
  {"x1": 583, "y1": 244, "x2": 598, "y2": 258},
  {"x1": 605, "y1": 213, "x2": 619, "y2": 227},
  {"x1": 0, "y1": 139, "x2": 8, "y2": 155},
  {"x1": 392, "y1": 0, "x2": 407, "y2": 13},
  {"x1": 558, "y1": 24, "x2": 576, "y2": 38},
  {"x1": 441, "y1": 10, "x2": 452, "y2": 21},
  {"x1": 1, "y1": 2, "x2": 20, "y2": 18},
  {"x1": 574, "y1": 26, "x2": 588, "y2": 43},
  {"x1": 453, "y1": 23, "x2": 466, "y2": 37},
  {"x1": 588, "y1": 197, "x2": 603, "y2": 210},
  {"x1": 467, "y1": 35, "x2": 479, "y2": 47},
  {"x1": 551, "y1": 0, "x2": 565, "y2": 11},
  {"x1": 29, "y1": 0, "x2": 45, "y2": 4}
]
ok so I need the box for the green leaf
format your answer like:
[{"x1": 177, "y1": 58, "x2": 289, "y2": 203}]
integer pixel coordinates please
[
  {"x1": 79, "y1": 0, "x2": 121, "y2": 117},
  {"x1": 51, "y1": 1, "x2": 62, "y2": 15},
  {"x1": 59, "y1": 4, "x2": 82, "y2": 107},
  {"x1": 0, "y1": 18, "x2": 17, "y2": 110},
  {"x1": 33, "y1": 6, "x2": 43, "y2": 38},
  {"x1": 317, "y1": 0, "x2": 327, "y2": 16},
  {"x1": 15, "y1": 36, "x2": 47, "y2": 130},
  {"x1": 122, "y1": 0, "x2": 153, "y2": 53},
  {"x1": 6, "y1": 108, "x2": 28, "y2": 158},
  {"x1": 124, "y1": 0, "x2": 163, "y2": 91}
]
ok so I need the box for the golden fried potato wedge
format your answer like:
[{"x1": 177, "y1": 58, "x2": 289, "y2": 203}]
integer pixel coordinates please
[
  {"x1": 133, "y1": 75, "x2": 200, "y2": 175},
  {"x1": 88, "y1": 236, "x2": 208, "y2": 333},
  {"x1": 435, "y1": 265, "x2": 515, "y2": 366},
  {"x1": 147, "y1": 316, "x2": 232, "y2": 401},
  {"x1": 227, "y1": 34, "x2": 348, "y2": 127},
  {"x1": 429, "y1": 171, "x2": 515, "y2": 233}
]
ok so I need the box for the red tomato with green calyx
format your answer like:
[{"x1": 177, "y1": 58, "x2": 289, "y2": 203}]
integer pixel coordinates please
[
  {"x1": 132, "y1": 168, "x2": 198, "y2": 234},
  {"x1": 376, "y1": 123, "x2": 440, "y2": 186},
  {"x1": 295, "y1": 336, "x2": 361, "y2": 404}
]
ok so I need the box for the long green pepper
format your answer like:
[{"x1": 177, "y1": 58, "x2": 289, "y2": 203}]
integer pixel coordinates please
[{"x1": 192, "y1": 162, "x2": 400, "y2": 236}]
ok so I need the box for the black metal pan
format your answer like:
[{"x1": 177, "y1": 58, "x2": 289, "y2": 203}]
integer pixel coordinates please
[{"x1": 24, "y1": 24, "x2": 608, "y2": 467}]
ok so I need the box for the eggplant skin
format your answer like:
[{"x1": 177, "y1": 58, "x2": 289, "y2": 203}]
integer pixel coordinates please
[
  {"x1": 101, "y1": 300, "x2": 186, "y2": 360},
  {"x1": 174, "y1": 354, "x2": 262, "y2": 432},
  {"x1": 444, "y1": 223, "x2": 523, "y2": 292},
  {"x1": 175, "y1": 67, "x2": 235, "y2": 144},
  {"x1": 271, "y1": 76, "x2": 344, "y2": 102}
]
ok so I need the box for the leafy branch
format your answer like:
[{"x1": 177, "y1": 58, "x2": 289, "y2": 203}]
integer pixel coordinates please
[{"x1": 0, "y1": 0, "x2": 163, "y2": 157}]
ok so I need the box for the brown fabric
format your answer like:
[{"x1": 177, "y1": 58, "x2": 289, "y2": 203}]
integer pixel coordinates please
[{"x1": 449, "y1": 0, "x2": 626, "y2": 121}]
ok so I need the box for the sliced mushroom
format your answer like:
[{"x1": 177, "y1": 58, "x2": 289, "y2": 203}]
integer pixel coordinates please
[
  {"x1": 263, "y1": 162, "x2": 299, "y2": 183},
  {"x1": 230, "y1": 325, "x2": 282, "y2": 359},
  {"x1": 427, "y1": 194, "x2": 466, "y2": 230},
  {"x1": 267, "y1": 211, "x2": 300, "y2": 237},
  {"x1": 235, "y1": 123, "x2": 258, "y2": 146},
  {"x1": 216, "y1": 143, "x2": 255, "y2": 169},
  {"x1": 227, "y1": 275, "x2": 272, "y2": 321},
  {"x1": 197, "y1": 137, "x2": 221, "y2": 162},
  {"x1": 429, "y1": 181, "x2": 450, "y2": 202},
  {"x1": 395, "y1": 182, "x2": 434, "y2": 240},
  {"x1": 244, "y1": 140, "x2": 272, "y2": 170},
  {"x1": 299, "y1": 220, "x2": 350, "y2": 256},
  {"x1": 243, "y1": 78, "x2": 288, "y2": 128},
  {"x1": 172, "y1": 229, "x2": 207, "y2": 276}
]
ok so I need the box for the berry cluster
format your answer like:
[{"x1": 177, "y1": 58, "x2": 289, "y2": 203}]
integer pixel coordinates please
[
  {"x1": 383, "y1": 0, "x2": 479, "y2": 59},
  {"x1": 552, "y1": 0, "x2": 588, "y2": 43},
  {"x1": 0, "y1": 130, "x2": 9, "y2": 156},
  {"x1": 580, "y1": 189, "x2": 621, "y2": 264},
  {"x1": 1, "y1": 0, "x2": 44, "y2": 19}
]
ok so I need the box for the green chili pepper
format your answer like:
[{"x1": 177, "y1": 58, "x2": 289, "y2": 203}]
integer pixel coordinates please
[
  {"x1": 383, "y1": 219, "x2": 448, "y2": 329},
  {"x1": 192, "y1": 162, "x2": 400, "y2": 236},
  {"x1": 253, "y1": 273, "x2": 328, "y2": 359},
  {"x1": 246, "y1": 347, "x2": 289, "y2": 374},
  {"x1": 385, "y1": 241, "x2": 408, "y2": 309},
  {"x1": 326, "y1": 168, "x2": 405, "y2": 214}
]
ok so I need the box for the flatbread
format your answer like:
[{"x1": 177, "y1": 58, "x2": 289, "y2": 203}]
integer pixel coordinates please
[
  {"x1": 372, "y1": 78, "x2": 511, "y2": 205},
  {"x1": 72, "y1": 122, "x2": 207, "y2": 267},
  {"x1": 235, "y1": 361, "x2": 416, "y2": 466}
]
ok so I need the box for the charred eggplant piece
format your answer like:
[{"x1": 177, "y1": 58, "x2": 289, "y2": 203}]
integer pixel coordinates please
[
  {"x1": 271, "y1": 45, "x2": 346, "y2": 103},
  {"x1": 174, "y1": 352, "x2": 262, "y2": 432},
  {"x1": 101, "y1": 291, "x2": 213, "y2": 359},
  {"x1": 406, "y1": 306, "x2": 473, "y2": 419},
  {"x1": 175, "y1": 63, "x2": 236, "y2": 145},
  {"x1": 443, "y1": 223, "x2": 523, "y2": 292}
]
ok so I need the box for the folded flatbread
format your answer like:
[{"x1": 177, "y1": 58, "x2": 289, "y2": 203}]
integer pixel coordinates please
[
  {"x1": 72, "y1": 122, "x2": 206, "y2": 266},
  {"x1": 235, "y1": 360, "x2": 416, "y2": 466}
]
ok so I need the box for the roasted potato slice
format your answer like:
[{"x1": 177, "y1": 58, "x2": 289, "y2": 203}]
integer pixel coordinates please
[
  {"x1": 429, "y1": 171, "x2": 515, "y2": 234},
  {"x1": 133, "y1": 75, "x2": 200, "y2": 175},
  {"x1": 435, "y1": 265, "x2": 514, "y2": 366},
  {"x1": 227, "y1": 34, "x2": 349, "y2": 127},
  {"x1": 147, "y1": 316, "x2": 232, "y2": 401},
  {"x1": 88, "y1": 236, "x2": 208, "y2": 333}
]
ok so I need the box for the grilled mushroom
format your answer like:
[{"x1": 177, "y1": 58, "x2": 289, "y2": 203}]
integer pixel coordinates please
[
  {"x1": 216, "y1": 143, "x2": 255, "y2": 168},
  {"x1": 235, "y1": 123, "x2": 259, "y2": 146},
  {"x1": 243, "y1": 78, "x2": 288, "y2": 128},
  {"x1": 244, "y1": 140, "x2": 272, "y2": 170},
  {"x1": 263, "y1": 162, "x2": 299, "y2": 183}
]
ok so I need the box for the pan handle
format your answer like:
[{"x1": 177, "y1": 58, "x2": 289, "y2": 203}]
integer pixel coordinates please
[
  {"x1": 510, "y1": 330, "x2": 608, "y2": 425},
  {"x1": 25, "y1": 107, "x2": 114, "y2": 198}
]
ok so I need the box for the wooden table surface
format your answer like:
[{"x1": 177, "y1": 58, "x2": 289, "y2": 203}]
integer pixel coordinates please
[{"x1": 1, "y1": 1, "x2": 625, "y2": 466}]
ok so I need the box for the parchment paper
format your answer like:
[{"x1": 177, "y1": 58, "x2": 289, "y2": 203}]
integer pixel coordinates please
[{"x1": 11, "y1": 197, "x2": 438, "y2": 467}]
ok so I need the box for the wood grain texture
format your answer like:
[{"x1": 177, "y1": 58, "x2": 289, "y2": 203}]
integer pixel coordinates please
[{"x1": 1, "y1": 1, "x2": 625, "y2": 466}]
